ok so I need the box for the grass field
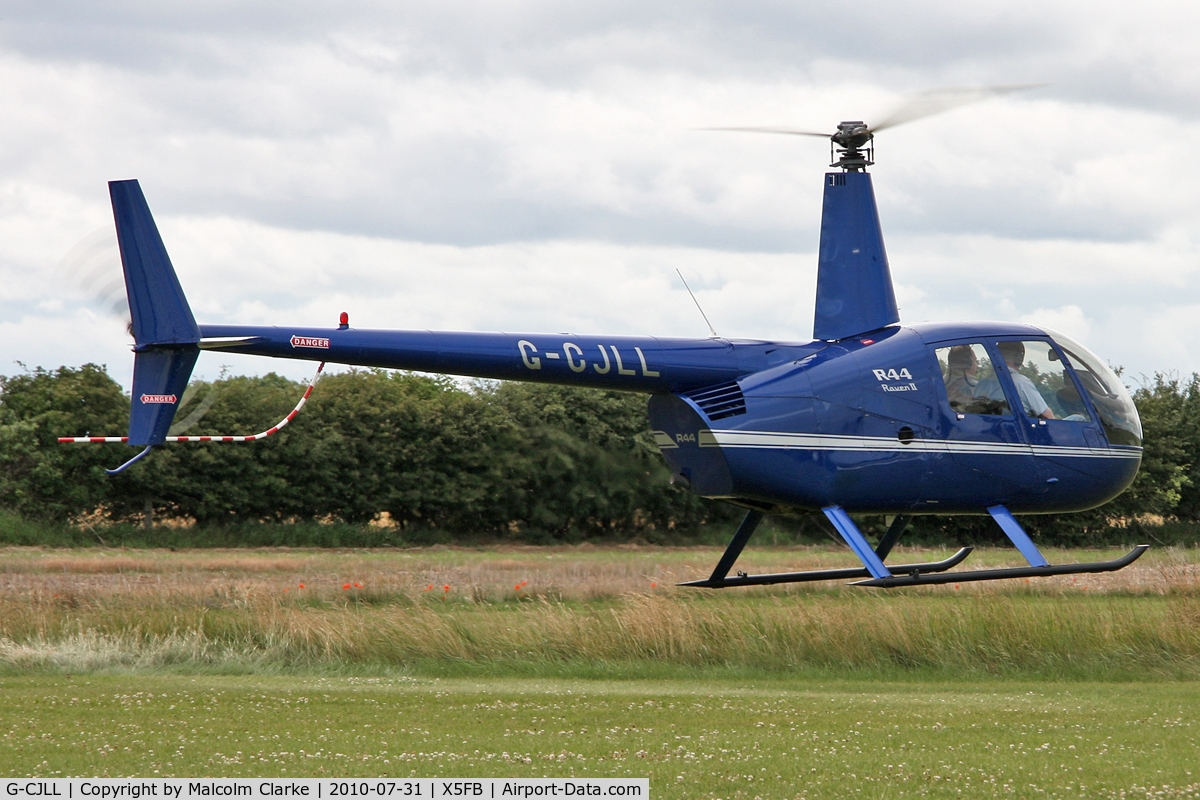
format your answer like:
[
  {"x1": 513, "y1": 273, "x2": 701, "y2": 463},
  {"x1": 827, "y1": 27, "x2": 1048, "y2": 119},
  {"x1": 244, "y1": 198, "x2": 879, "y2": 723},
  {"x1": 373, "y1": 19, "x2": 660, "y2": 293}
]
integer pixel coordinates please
[
  {"x1": 1, "y1": 675, "x2": 1198, "y2": 797},
  {"x1": 1, "y1": 544, "x2": 1199, "y2": 796}
]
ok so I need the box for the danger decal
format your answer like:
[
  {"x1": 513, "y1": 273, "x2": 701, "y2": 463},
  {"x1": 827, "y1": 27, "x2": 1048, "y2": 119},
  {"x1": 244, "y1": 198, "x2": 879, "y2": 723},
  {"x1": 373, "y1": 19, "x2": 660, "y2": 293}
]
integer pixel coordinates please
[
  {"x1": 140, "y1": 394, "x2": 177, "y2": 404},
  {"x1": 290, "y1": 335, "x2": 330, "y2": 349}
]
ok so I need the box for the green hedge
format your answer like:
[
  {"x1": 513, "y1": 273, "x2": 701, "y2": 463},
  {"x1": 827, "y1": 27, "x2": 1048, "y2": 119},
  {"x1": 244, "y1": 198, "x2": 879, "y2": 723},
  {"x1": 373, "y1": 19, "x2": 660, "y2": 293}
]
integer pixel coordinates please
[
  {"x1": 0, "y1": 365, "x2": 733, "y2": 538},
  {"x1": 3, "y1": 364, "x2": 1198, "y2": 545}
]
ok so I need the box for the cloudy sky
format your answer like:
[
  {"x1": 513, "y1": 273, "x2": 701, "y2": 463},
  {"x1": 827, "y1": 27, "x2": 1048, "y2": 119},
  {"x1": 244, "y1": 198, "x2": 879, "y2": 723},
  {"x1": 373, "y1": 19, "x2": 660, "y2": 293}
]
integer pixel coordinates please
[{"x1": 2, "y1": 1, "x2": 1198, "y2": 390}]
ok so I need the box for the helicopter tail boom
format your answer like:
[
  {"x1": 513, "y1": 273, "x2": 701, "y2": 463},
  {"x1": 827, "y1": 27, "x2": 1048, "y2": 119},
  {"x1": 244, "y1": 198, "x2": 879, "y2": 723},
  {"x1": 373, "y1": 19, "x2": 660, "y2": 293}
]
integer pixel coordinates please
[{"x1": 194, "y1": 323, "x2": 763, "y2": 394}]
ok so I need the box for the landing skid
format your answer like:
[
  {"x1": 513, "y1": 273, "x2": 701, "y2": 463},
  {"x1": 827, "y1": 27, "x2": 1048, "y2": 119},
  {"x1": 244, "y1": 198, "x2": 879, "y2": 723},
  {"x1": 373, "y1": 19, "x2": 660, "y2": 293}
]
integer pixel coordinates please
[
  {"x1": 681, "y1": 509, "x2": 970, "y2": 589},
  {"x1": 680, "y1": 546, "x2": 973, "y2": 588},
  {"x1": 853, "y1": 544, "x2": 1148, "y2": 587},
  {"x1": 684, "y1": 505, "x2": 1149, "y2": 589}
]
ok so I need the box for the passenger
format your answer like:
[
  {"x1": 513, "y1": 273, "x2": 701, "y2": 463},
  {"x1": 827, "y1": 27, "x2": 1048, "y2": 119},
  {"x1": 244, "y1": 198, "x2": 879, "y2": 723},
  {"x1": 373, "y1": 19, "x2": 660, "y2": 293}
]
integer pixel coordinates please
[
  {"x1": 943, "y1": 346, "x2": 980, "y2": 412},
  {"x1": 996, "y1": 341, "x2": 1055, "y2": 420}
]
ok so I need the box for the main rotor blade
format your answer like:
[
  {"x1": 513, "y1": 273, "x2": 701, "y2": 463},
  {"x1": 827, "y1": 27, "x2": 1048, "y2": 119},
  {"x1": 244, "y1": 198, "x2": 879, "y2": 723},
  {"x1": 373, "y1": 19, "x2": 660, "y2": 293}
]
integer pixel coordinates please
[
  {"x1": 698, "y1": 126, "x2": 832, "y2": 138},
  {"x1": 869, "y1": 83, "x2": 1046, "y2": 133}
]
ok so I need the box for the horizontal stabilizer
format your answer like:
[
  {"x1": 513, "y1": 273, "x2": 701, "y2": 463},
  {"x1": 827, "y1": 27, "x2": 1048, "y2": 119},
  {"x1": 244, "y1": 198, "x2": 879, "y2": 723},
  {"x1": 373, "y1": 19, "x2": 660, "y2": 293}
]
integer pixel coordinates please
[{"x1": 813, "y1": 171, "x2": 899, "y2": 341}]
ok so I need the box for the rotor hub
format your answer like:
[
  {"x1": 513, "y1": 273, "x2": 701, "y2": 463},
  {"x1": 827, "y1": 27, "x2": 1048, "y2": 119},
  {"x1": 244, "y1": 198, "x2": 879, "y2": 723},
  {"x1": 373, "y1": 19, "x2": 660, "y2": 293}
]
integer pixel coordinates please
[{"x1": 831, "y1": 121, "x2": 874, "y2": 171}]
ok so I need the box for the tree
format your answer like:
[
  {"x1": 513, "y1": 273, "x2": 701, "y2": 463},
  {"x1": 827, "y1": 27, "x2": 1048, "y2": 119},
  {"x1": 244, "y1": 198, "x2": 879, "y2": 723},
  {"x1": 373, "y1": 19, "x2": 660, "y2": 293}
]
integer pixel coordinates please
[
  {"x1": 0, "y1": 364, "x2": 127, "y2": 520},
  {"x1": 107, "y1": 372, "x2": 313, "y2": 524},
  {"x1": 480, "y1": 382, "x2": 731, "y2": 538},
  {"x1": 281, "y1": 369, "x2": 510, "y2": 526}
]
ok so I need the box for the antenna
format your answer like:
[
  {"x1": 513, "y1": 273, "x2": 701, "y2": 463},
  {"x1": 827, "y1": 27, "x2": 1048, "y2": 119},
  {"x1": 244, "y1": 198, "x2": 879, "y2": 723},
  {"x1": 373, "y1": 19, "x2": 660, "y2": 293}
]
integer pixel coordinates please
[{"x1": 676, "y1": 269, "x2": 720, "y2": 338}]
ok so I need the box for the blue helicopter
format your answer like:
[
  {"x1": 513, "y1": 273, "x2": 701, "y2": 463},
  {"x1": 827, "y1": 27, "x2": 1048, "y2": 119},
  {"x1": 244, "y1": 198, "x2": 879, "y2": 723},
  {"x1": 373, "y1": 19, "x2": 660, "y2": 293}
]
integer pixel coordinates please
[{"x1": 66, "y1": 94, "x2": 1148, "y2": 588}]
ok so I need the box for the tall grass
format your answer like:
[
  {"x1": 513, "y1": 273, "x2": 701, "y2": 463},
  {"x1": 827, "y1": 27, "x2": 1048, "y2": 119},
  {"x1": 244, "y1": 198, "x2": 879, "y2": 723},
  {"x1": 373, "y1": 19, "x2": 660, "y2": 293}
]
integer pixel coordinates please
[
  {"x1": 4, "y1": 594, "x2": 1199, "y2": 678},
  {"x1": 1, "y1": 544, "x2": 1199, "y2": 679}
]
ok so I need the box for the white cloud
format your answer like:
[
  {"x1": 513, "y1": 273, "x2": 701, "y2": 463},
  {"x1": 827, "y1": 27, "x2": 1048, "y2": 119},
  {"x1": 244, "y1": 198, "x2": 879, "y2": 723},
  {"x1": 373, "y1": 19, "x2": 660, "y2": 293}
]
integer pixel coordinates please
[
  {"x1": 1018, "y1": 305, "x2": 1091, "y2": 343},
  {"x1": 15, "y1": 211, "x2": 818, "y2": 389},
  {"x1": 3, "y1": 1, "x2": 1200, "y2": 390}
]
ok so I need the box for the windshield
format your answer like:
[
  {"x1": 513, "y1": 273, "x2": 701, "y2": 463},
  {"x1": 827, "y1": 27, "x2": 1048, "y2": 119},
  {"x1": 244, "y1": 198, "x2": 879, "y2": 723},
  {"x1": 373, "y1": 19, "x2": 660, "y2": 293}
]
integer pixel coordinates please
[{"x1": 1040, "y1": 328, "x2": 1142, "y2": 447}]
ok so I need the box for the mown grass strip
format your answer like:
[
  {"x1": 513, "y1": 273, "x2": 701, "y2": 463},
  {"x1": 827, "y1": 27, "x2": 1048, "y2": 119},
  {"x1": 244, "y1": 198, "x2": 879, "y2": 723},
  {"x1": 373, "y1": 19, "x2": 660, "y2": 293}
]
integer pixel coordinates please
[{"x1": 1, "y1": 673, "x2": 1197, "y2": 799}]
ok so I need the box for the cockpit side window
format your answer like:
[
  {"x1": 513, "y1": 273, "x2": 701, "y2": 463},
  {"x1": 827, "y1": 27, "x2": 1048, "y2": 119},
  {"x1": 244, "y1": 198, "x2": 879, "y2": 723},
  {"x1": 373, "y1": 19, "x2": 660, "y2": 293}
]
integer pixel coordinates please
[
  {"x1": 935, "y1": 343, "x2": 1010, "y2": 416},
  {"x1": 988, "y1": 340, "x2": 1091, "y2": 422}
]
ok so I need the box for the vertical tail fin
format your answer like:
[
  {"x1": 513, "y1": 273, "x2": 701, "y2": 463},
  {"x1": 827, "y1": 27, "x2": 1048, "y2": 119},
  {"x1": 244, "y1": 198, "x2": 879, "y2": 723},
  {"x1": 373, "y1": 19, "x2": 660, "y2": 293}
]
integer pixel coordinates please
[
  {"x1": 109, "y1": 180, "x2": 200, "y2": 445},
  {"x1": 110, "y1": 180, "x2": 200, "y2": 346},
  {"x1": 812, "y1": 171, "x2": 899, "y2": 341}
]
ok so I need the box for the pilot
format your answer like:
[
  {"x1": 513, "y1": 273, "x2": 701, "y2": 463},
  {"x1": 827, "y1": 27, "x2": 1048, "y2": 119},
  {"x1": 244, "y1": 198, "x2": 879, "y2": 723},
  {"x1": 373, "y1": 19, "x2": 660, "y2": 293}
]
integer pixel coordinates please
[
  {"x1": 943, "y1": 345, "x2": 980, "y2": 411},
  {"x1": 995, "y1": 341, "x2": 1055, "y2": 420}
]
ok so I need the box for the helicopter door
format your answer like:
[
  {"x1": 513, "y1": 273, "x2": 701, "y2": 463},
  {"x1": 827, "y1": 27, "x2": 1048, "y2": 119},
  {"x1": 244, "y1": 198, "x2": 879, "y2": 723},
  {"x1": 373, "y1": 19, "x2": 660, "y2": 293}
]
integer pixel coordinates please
[
  {"x1": 931, "y1": 342, "x2": 1041, "y2": 496},
  {"x1": 992, "y1": 339, "x2": 1108, "y2": 478}
]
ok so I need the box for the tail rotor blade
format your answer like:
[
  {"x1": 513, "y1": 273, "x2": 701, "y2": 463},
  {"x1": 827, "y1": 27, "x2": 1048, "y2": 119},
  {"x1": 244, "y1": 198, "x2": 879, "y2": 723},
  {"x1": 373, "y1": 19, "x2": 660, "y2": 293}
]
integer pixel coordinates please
[{"x1": 56, "y1": 226, "x2": 131, "y2": 329}]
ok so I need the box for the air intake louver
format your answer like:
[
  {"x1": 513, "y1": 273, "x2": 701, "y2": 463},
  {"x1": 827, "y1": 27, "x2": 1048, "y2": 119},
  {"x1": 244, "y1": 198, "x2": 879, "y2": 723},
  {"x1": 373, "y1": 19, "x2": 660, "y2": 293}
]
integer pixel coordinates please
[{"x1": 687, "y1": 381, "x2": 746, "y2": 421}]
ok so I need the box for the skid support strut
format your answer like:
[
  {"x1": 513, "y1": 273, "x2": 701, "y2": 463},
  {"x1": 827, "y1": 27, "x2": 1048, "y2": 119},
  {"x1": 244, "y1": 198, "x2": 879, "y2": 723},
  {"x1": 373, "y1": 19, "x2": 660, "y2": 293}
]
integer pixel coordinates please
[
  {"x1": 703, "y1": 509, "x2": 764, "y2": 585},
  {"x1": 823, "y1": 505, "x2": 891, "y2": 579},
  {"x1": 988, "y1": 505, "x2": 1049, "y2": 567},
  {"x1": 875, "y1": 515, "x2": 911, "y2": 560},
  {"x1": 681, "y1": 507, "x2": 972, "y2": 589}
]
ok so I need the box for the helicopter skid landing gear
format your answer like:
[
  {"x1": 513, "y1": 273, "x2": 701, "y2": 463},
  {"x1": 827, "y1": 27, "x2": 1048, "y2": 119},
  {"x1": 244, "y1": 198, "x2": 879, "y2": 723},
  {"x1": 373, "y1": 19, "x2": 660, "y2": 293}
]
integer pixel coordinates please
[
  {"x1": 853, "y1": 504, "x2": 1148, "y2": 587},
  {"x1": 681, "y1": 505, "x2": 1148, "y2": 589},
  {"x1": 679, "y1": 508, "x2": 973, "y2": 589}
]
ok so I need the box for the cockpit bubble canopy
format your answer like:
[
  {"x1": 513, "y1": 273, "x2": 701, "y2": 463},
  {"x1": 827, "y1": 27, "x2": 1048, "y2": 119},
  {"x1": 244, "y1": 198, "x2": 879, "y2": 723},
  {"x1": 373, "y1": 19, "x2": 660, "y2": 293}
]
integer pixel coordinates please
[{"x1": 1041, "y1": 328, "x2": 1142, "y2": 447}]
